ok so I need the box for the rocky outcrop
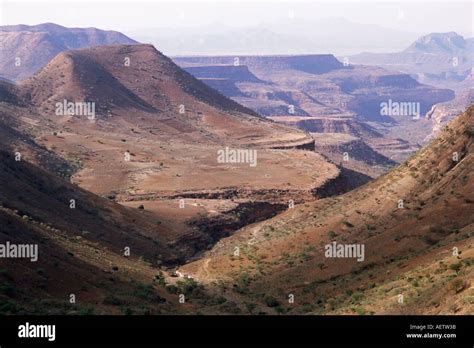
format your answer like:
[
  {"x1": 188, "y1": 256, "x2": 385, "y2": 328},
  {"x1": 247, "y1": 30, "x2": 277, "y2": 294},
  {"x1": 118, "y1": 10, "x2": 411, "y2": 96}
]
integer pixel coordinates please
[
  {"x1": 183, "y1": 65, "x2": 263, "y2": 83},
  {"x1": 269, "y1": 116, "x2": 382, "y2": 139},
  {"x1": 425, "y1": 89, "x2": 474, "y2": 139},
  {"x1": 170, "y1": 201, "x2": 287, "y2": 262},
  {"x1": 175, "y1": 54, "x2": 344, "y2": 75}
]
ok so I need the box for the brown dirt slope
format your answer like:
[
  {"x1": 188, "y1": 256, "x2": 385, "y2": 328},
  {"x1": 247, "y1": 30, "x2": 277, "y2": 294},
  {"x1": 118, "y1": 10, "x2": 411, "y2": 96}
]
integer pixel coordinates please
[{"x1": 180, "y1": 104, "x2": 474, "y2": 314}]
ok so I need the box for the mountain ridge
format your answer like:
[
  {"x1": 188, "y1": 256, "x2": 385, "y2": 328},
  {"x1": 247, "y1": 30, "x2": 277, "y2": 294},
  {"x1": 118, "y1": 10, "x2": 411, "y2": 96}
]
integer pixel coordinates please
[{"x1": 0, "y1": 23, "x2": 138, "y2": 81}]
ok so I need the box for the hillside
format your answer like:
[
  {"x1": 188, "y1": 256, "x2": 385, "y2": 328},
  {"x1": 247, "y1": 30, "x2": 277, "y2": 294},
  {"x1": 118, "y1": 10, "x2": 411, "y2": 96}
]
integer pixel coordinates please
[
  {"x1": 0, "y1": 145, "x2": 256, "y2": 315},
  {"x1": 0, "y1": 44, "x2": 346, "y2": 270},
  {"x1": 1, "y1": 41, "x2": 379, "y2": 315},
  {"x1": 425, "y1": 88, "x2": 474, "y2": 140},
  {"x1": 311, "y1": 133, "x2": 396, "y2": 178},
  {"x1": 0, "y1": 23, "x2": 137, "y2": 80},
  {"x1": 0, "y1": 140, "x2": 191, "y2": 314},
  {"x1": 179, "y1": 105, "x2": 474, "y2": 314},
  {"x1": 404, "y1": 32, "x2": 471, "y2": 54}
]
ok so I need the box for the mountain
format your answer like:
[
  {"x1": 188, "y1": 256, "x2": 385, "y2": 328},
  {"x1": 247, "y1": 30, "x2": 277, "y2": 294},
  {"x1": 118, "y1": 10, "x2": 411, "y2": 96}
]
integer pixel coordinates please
[
  {"x1": 0, "y1": 118, "x2": 191, "y2": 313},
  {"x1": 179, "y1": 105, "x2": 474, "y2": 314},
  {"x1": 1, "y1": 22, "x2": 472, "y2": 316},
  {"x1": 0, "y1": 41, "x2": 372, "y2": 314},
  {"x1": 0, "y1": 23, "x2": 137, "y2": 80},
  {"x1": 14, "y1": 44, "x2": 317, "y2": 149},
  {"x1": 349, "y1": 32, "x2": 474, "y2": 91},
  {"x1": 0, "y1": 43, "x2": 348, "y2": 270},
  {"x1": 174, "y1": 55, "x2": 454, "y2": 162},
  {"x1": 17, "y1": 44, "x2": 258, "y2": 118},
  {"x1": 404, "y1": 32, "x2": 472, "y2": 54},
  {"x1": 128, "y1": 17, "x2": 419, "y2": 56},
  {"x1": 177, "y1": 55, "x2": 345, "y2": 75},
  {"x1": 175, "y1": 55, "x2": 453, "y2": 120}
]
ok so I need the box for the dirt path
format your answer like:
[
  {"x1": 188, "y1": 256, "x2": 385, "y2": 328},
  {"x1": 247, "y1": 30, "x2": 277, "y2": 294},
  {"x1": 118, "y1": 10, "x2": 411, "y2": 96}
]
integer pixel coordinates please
[{"x1": 201, "y1": 258, "x2": 211, "y2": 280}]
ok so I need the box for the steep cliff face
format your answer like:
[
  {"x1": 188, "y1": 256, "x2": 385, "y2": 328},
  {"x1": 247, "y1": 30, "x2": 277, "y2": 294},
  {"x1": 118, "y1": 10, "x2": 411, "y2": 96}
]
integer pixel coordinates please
[
  {"x1": 183, "y1": 65, "x2": 263, "y2": 83},
  {"x1": 267, "y1": 116, "x2": 382, "y2": 139},
  {"x1": 175, "y1": 54, "x2": 344, "y2": 75},
  {"x1": 425, "y1": 88, "x2": 474, "y2": 140},
  {"x1": 312, "y1": 132, "x2": 396, "y2": 178},
  {"x1": 175, "y1": 56, "x2": 453, "y2": 120},
  {"x1": 180, "y1": 65, "x2": 264, "y2": 98}
]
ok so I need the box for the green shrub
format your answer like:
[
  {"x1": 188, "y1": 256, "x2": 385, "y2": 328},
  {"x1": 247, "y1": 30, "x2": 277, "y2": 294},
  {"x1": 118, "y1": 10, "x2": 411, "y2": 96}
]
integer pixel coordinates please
[
  {"x1": 449, "y1": 262, "x2": 462, "y2": 272},
  {"x1": 264, "y1": 295, "x2": 280, "y2": 307}
]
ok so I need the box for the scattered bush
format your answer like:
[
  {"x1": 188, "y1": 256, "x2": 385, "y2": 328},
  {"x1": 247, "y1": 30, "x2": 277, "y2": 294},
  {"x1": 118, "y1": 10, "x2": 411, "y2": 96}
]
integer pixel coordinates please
[
  {"x1": 449, "y1": 262, "x2": 462, "y2": 273},
  {"x1": 154, "y1": 272, "x2": 166, "y2": 287},
  {"x1": 264, "y1": 295, "x2": 280, "y2": 307},
  {"x1": 450, "y1": 278, "x2": 469, "y2": 293},
  {"x1": 342, "y1": 221, "x2": 354, "y2": 228},
  {"x1": 351, "y1": 292, "x2": 364, "y2": 304}
]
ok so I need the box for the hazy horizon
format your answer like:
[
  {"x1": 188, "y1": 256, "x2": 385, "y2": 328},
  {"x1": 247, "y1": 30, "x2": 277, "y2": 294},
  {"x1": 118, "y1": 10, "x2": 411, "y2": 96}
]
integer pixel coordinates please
[
  {"x1": 1, "y1": 0, "x2": 472, "y2": 55},
  {"x1": 1, "y1": 1, "x2": 472, "y2": 34}
]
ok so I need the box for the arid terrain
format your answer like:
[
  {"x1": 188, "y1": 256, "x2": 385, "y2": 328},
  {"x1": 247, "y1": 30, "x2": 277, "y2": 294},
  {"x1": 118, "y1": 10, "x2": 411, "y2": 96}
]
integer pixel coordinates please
[
  {"x1": 173, "y1": 52, "x2": 455, "y2": 163},
  {"x1": 0, "y1": 23, "x2": 137, "y2": 81},
  {"x1": 0, "y1": 23, "x2": 472, "y2": 316},
  {"x1": 180, "y1": 106, "x2": 474, "y2": 314},
  {"x1": 350, "y1": 32, "x2": 473, "y2": 92}
]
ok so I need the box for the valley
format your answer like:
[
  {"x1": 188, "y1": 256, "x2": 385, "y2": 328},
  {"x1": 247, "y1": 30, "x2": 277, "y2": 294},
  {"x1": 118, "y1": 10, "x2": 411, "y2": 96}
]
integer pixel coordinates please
[
  {"x1": 0, "y1": 42, "x2": 353, "y2": 314},
  {"x1": 173, "y1": 54, "x2": 455, "y2": 163},
  {"x1": 179, "y1": 106, "x2": 474, "y2": 314},
  {"x1": 0, "y1": 23, "x2": 472, "y2": 317}
]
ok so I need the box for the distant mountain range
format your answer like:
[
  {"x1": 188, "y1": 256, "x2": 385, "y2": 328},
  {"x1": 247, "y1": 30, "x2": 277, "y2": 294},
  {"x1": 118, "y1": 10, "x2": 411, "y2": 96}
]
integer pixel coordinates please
[
  {"x1": 0, "y1": 24, "x2": 467, "y2": 162},
  {"x1": 405, "y1": 32, "x2": 472, "y2": 54},
  {"x1": 127, "y1": 17, "x2": 421, "y2": 56},
  {"x1": 0, "y1": 23, "x2": 137, "y2": 80},
  {"x1": 349, "y1": 32, "x2": 473, "y2": 91}
]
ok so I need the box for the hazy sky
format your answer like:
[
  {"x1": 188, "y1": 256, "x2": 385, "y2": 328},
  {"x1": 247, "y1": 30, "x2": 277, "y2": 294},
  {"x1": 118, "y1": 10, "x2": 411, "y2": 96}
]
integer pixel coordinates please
[{"x1": 1, "y1": 0, "x2": 472, "y2": 37}]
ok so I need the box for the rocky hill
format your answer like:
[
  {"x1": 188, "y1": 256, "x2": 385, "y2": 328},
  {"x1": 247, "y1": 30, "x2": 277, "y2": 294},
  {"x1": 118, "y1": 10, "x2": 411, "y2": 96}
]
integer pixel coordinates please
[
  {"x1": 0, "y1": 43, "x2": 344, "y2": 287},
  {"x1": 0, "y1": 23, "x2": 137, "y2": 80}
]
